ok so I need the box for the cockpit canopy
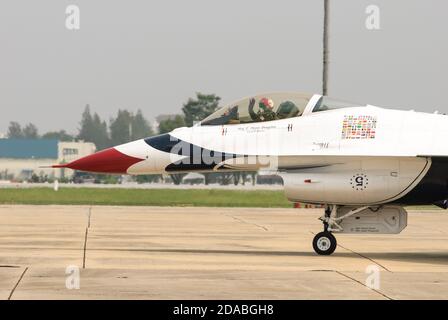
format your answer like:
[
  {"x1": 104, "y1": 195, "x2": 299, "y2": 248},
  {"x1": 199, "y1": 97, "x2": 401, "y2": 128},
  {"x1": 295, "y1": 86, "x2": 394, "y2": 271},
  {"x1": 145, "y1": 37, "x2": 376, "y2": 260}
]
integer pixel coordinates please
[
  {"x1": 200, "y1": 92, "x2": 313, "y2": 126},
  {"x1": 312, "y1": 96, "x2": 361, "y2": 113},
  {"x1": 200, "y1": 93, "x2": 365, "y2": 126}
]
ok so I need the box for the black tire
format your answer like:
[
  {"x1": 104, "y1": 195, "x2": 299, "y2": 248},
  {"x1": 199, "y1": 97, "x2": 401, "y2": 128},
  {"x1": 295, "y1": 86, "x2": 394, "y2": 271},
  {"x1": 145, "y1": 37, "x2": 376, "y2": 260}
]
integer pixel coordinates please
[{"x1": 313, "y1": 231, "x2": 337, "y2": 255}]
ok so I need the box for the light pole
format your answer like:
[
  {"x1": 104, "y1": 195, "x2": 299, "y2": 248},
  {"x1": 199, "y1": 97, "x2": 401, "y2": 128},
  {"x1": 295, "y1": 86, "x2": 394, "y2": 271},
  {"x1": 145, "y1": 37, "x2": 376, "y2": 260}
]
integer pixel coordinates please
[{"x1": 322, "y1": 0, "x2": 329, "y2": 96}]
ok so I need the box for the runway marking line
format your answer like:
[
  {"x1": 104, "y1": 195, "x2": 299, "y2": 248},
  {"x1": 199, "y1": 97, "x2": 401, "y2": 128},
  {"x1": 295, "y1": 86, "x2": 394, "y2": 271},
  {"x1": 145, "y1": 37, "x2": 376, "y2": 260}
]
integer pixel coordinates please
[
  {"x1": 309, "y1": 231, "x2": 391, "y2": 273},
  {"x1": 0, "y1": 265, "x2": 20, "y2": 268},
  {"x1": 82, "y1": 206, "x2": 92, "y2": 269},
  {"x1": 8, "y1": 267, "x2": 28, "y2": 300},
  {"x1": 286, "y1": 269, "x2": 393, "y2": 300},
  {"x1": 83, "y1": 228, "x2": 88, "y2": 269},
  {"x1": 87, "y1": 206, "x2": 92, "y2": 228},
  {"x1": 335, "y1": 270, "x2": 393, "y2": 300},
  {"x1": 223, "y1": 213, "x2": 269, "y2": 231}
]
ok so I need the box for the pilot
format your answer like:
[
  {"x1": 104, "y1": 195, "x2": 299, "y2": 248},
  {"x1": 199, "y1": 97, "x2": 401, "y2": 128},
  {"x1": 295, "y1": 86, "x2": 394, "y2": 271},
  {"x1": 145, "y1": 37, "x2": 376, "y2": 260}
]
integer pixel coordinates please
[{"x1": 249, "y1": 97, "x2": 277, "y2": 122}]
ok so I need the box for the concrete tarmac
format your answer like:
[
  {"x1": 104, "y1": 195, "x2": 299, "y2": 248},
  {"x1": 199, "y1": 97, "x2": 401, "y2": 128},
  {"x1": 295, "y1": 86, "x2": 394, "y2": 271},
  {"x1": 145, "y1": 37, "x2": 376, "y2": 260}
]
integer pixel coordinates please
[{"x1": 0, "y1": 205, "x2": 447, "y2": 299}]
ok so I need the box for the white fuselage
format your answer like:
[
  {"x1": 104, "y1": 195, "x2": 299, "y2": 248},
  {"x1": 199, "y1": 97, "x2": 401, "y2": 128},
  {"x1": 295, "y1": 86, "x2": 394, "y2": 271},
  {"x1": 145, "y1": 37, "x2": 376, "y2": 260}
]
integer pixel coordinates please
[{"x1": 62, "y1": 93, "x2": 448, "y2": 207}]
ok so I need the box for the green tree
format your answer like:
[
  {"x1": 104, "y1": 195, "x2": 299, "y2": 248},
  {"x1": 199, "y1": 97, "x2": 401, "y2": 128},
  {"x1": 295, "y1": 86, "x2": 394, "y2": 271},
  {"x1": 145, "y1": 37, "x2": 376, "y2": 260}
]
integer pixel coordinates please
[
  {"x1": 92, "y1": 114, "x2": 110, "y2": 150},
  {"x1": 7, "y1": 121, "x2": 23, "y2": 138},
  {"x1": 182, "y1": 93, "x2": 221, "y2": 126},
  {"x1": 131, "y1": 109, "x2": 154, "y2": 139},
  {"x1": 78, "y1": 104, "x2": 110, "y2": 150},
  {"x1": 78, "y1": 104, "x2": 94, "y2": 141},
  {"x1": 158, "y1": 115, "x2": 185, "y2": 134},
  {"x1": 109, "y1": 109, "x2": 133, "y2": 146},
  {"x1": 110, "y1": 109, "x2": 154, "y2": 145},
  {"x1": 22, "y1": 123, "x2": 39, "y2": 139},
  {"x1": 42, "y1": 130, "x2": 74, "y2": 141}
]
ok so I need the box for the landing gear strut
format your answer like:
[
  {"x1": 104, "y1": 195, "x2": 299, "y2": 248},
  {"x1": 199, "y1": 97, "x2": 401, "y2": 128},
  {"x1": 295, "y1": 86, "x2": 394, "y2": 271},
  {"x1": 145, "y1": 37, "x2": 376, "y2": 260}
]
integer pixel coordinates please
[
  {"x1": 313, "y1": 205, "x2": 337, "y2": 255},
  {"x1": 312, "y1": 205, "x2": 368, "y2": 255}
]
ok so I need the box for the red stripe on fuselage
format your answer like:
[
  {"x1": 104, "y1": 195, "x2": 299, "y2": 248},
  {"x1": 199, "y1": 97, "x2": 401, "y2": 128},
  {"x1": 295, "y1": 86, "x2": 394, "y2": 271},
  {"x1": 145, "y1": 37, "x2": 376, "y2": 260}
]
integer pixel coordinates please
[{"x1": 53, "y1": 148, "x2": 144, "y2": 174}]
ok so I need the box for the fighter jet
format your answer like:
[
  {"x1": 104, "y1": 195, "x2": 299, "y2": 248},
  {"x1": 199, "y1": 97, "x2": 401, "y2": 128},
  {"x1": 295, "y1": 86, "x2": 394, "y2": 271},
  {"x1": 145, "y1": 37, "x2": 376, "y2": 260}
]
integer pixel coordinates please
[{"x1": 53, "y1": 92, "x2": 448, "y2": 255}]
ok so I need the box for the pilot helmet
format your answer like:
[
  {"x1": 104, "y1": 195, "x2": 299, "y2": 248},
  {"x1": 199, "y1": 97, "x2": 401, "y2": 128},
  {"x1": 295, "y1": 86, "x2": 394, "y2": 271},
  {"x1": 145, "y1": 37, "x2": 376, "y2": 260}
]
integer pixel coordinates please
[{"x1": 259, "y1": 97, "x2": 274, "y2": 111}]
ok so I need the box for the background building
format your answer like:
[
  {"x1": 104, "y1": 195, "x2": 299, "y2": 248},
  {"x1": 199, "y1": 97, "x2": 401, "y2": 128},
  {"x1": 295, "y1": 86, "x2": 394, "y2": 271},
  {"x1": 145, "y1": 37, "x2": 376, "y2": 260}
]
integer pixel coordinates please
[{"x1": 0, "y1": 139, "x2": 96, "y2": 181}]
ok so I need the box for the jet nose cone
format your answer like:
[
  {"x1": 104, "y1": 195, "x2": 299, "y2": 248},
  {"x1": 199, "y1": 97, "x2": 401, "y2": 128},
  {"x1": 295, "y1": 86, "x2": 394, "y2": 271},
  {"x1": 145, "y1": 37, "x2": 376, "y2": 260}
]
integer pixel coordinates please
[{"x1": 53, "y1": 148, "x2": 144, "y2": 174}]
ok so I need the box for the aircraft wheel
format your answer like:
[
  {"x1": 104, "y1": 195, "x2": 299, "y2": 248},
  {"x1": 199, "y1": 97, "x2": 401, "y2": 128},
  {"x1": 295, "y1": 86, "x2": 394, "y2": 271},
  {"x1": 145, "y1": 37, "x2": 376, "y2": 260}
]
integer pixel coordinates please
[{"x1": 313, "y1": 231, "x2": 337, "y2": 255}]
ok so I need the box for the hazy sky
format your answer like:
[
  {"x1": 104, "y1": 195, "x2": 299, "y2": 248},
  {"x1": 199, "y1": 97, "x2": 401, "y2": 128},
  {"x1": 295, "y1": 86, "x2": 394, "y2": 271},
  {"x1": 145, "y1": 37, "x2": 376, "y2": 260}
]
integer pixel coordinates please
[{"x1": 1, "y1": 0, "x2": 447, "y2": 134}]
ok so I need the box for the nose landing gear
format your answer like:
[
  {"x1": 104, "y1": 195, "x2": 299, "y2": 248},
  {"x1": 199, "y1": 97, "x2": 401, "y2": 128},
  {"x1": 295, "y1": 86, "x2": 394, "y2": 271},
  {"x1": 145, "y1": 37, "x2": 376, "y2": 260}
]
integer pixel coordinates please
[
  {"x1": 313, "y1": 205, "x2": 337, "y2": 255},
  {"x1": 313, "y1": 231, "x2": 337, "y2": 255},
  {"x1": 312, "y1": 205, "x2": 369, "y2": 255}
]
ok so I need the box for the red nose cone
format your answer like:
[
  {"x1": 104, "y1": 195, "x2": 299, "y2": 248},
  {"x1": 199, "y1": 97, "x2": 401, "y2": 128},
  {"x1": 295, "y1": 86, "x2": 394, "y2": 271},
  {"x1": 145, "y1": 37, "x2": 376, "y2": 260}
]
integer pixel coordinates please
[{"x1": 53, "y1": 148, "x2": 144, "y2": 174}]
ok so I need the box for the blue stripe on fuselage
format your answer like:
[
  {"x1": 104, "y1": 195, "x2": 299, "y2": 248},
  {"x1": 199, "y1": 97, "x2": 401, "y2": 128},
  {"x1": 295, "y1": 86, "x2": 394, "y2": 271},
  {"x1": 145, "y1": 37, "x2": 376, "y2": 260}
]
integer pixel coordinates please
[{"x1": 144, "y1": 134, "x2": 243, "y2": 172}]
